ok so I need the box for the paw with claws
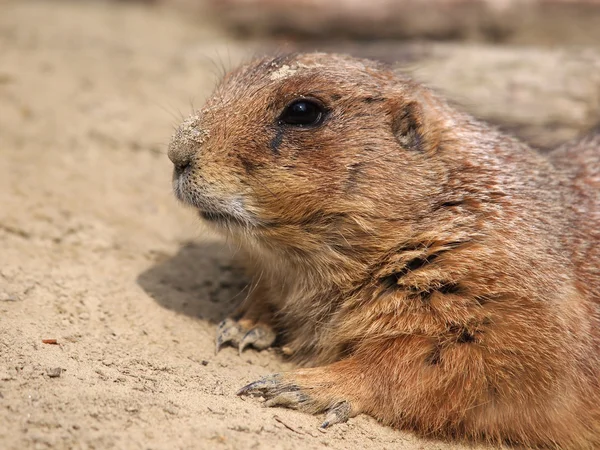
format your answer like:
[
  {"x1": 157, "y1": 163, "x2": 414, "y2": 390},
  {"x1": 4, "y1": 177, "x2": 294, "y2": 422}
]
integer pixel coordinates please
[
  {"x1": 237, "y1": 371, "x2": 356, "y2": 429},
  {"x1": 215, "y1": 317, "x2": 276, "y2": 355}
]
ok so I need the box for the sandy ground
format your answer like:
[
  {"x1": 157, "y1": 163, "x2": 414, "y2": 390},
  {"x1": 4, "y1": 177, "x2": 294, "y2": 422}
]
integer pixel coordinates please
[{"x1": 0, "y1": 1, "x2": 496, "y2": 449}]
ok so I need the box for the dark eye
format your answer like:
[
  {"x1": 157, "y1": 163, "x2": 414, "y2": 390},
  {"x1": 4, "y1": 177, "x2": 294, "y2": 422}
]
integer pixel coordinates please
[{"x1": 279, "y1": 99, "x2": 325, "y2": 127}]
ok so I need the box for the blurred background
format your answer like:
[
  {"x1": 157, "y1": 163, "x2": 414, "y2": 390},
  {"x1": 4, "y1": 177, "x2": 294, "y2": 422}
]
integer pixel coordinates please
[
  {"x1": 1, "y1": 1, "x2": 599, "y2": 449},
  {"x1": 207, "y1": 0, "x2": 600, "y2": 45}
]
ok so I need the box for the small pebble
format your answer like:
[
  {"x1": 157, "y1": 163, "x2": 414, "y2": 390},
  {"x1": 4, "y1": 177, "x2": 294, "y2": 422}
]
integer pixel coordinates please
[{"x1": 47, "y1": 367, "x2": 63, "y2": 378}]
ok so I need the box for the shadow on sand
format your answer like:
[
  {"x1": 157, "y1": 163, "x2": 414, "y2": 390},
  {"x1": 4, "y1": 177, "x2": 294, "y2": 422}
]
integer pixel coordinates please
[{"x1": 136, "y1": 240, "x2": 249, "y2": 324}]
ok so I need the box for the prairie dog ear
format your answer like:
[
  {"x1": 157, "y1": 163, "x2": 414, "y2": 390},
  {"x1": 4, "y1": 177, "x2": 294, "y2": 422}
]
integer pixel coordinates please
[
  {"x1": 391, "y1": 100, "x2": 424, "y2": 151},
  {"x1": 389, "y1": 94, "x2": 441, "y2": 153}
]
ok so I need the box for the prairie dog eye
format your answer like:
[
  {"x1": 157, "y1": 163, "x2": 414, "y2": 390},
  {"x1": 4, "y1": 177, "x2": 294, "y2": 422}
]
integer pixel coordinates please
[{"x1": 279, "y1": 99, "x2": 326, "y2": 127}]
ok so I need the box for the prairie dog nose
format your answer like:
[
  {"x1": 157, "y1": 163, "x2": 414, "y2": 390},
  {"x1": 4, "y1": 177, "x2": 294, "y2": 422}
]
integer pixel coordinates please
[
  {"x1": 168, "y1": 113, "x2": 208, "y2": 171},
  {"x1": 168, "y1": 143, "x2": 193, "y2": 172}
]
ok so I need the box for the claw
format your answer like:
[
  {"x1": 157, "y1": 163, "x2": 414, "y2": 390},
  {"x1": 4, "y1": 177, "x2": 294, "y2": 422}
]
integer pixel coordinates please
[
  {"x1": 237, "y1": 374, "x2": 283, "y2": 397},
  {"x1": 238, "y1": 326, "x2": 277, "y2": 355},
  {"x1": 215, "y1": 318, "x2": 243, "y2": 354},
  {"x1": 320, "y1": 401, "x2": 351, "y2": 428},
  {"x1": 264, "y1": 391, "x2": 309, "y2": 409},
  {"x1": 238, "y1": 374, "x2": 308, "y2": 408},
  {"x1": 238, "y1": 373, "x2": 353, "y2": 429},
  {"x1": 216, "y1": 318, "x2": 276, "y2": 355}
]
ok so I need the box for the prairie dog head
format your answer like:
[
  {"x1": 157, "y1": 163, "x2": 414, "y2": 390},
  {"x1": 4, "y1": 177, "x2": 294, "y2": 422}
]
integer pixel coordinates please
[{"x1": 168, "y1": 53, "x2": 454, "y2": 254}]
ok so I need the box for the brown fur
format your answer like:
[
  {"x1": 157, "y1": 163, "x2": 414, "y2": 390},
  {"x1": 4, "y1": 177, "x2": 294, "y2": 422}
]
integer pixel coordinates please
[{"x1": 168, "y1": 53, "x2": 600, "y2": 448}]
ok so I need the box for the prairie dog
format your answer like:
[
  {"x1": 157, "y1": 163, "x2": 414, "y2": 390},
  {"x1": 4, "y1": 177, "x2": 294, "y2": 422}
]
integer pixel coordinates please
[{"x1": 168, "y1": 53, "x2": 600, "y2": 448}]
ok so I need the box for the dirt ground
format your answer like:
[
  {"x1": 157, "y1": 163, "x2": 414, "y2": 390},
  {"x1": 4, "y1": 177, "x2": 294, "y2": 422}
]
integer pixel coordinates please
[{"x1": 0, "y1": 1, "x2": 514, "y2": 449}]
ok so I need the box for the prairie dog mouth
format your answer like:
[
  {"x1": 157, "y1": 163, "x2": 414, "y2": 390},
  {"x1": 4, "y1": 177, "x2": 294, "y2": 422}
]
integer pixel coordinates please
[
  {"x1": 199, "y1": 210, "x2": 239, "y2": 223},
  {"x1": 172, "y1": 169, "x2": 256, "y2": 227},
  {"x1": 197, "y1": 207, "x2": 258, "y2": 228}
]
